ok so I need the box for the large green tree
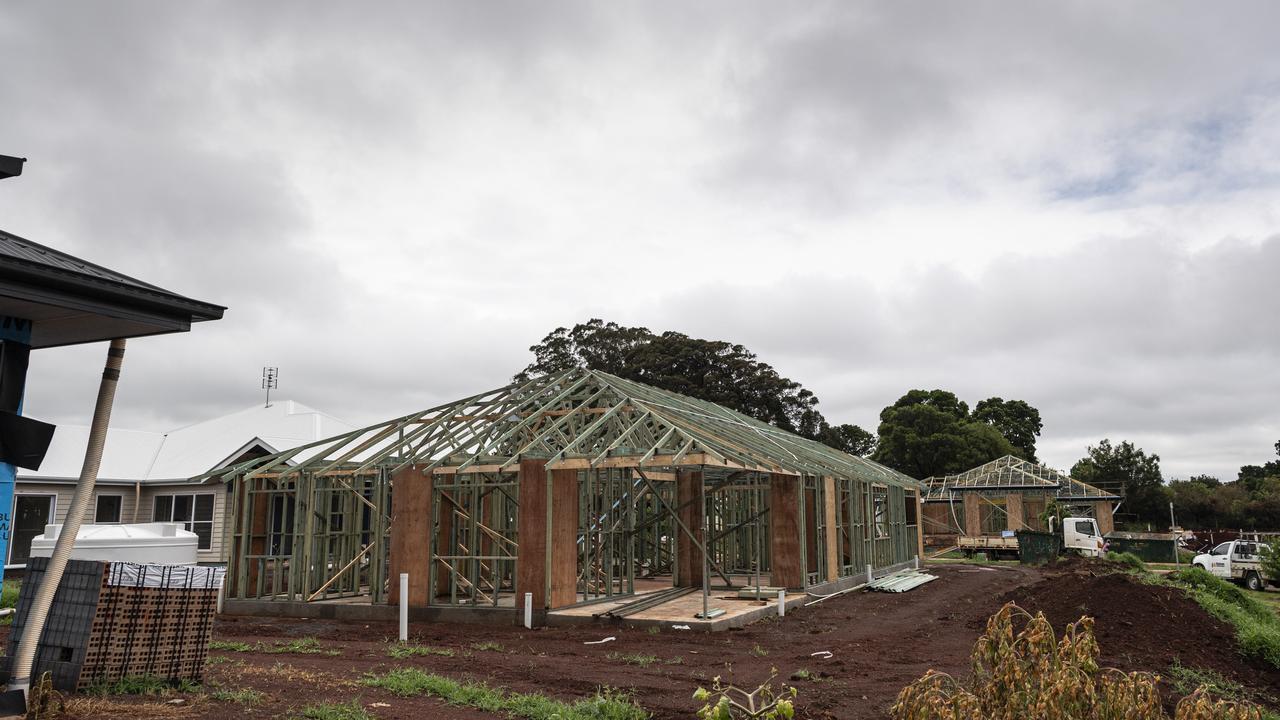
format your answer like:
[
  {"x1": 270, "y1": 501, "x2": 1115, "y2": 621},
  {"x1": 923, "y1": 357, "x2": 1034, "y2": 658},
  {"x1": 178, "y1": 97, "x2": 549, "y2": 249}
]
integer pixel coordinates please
[
  {"x1": 517, "y1": 319, "x2": 877, "y2": 455},
  {"x1": 972, "y1": 397, "x2": 1043, "y2": 461},
  {"x1": 1071, "y1": 439, "x2": 1166, "y2": 524},
  {"x1": 871, "y1": 390, "x2": 1020, "y2": 479},
  {"x1": 1237, "y1": 440, "x2": 1280, "y2": 493}
]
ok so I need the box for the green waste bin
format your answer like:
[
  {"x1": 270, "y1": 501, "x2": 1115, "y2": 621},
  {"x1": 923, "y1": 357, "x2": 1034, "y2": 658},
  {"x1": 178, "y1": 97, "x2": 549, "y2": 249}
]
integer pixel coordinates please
[
  {"x1": 1017, "y1": 530, "x2": 1062, "y2": 564},
  {"x1": 1104, "y1": 535, "x2": 1178, "y2": 563}
]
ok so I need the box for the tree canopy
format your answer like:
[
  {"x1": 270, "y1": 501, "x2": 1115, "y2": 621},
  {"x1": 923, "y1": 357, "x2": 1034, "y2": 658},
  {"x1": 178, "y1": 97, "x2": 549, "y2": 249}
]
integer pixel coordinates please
[
  {"x1": 517, "y1": 319, "x2": 877, "y2": 456},
  {"x1": 1168, "y1": 441, "x2": 1280, "y2": 529},
  {"x1": 870, "y1": 389, "x2": 1040, "y2": 479},
  {"x1": 1070, "y1": 439, "x2": 1165, "y2": 522},
  {"x1": 972, "y1": 398, "x2": 1043, "y2": 461}
]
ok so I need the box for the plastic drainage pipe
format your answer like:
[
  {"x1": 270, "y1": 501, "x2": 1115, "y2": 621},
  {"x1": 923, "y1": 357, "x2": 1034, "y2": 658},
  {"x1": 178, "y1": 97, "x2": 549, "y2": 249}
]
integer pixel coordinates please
[
  {"x1": 9, "y1": 339, "x2": 125, "y2": 704},
  {"x1": 399, "y1": 574, "x2": 409, "y2": 642}
]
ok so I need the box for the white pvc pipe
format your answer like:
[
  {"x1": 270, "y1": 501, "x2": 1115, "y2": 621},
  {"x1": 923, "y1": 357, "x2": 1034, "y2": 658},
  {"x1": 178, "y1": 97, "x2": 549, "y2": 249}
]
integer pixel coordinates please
[
  {"x1": 523, "y1": 592, "x2": 533, "y2": 629},
  {"x1": 10, "y1": 339, "x2": 125, "y2": 704},
  {"x1": 399, "y1": 573, "x2": 409, "y2": 642},
  {"x1": 777, "y1": 588, "x2": 786, "y2": 617}
]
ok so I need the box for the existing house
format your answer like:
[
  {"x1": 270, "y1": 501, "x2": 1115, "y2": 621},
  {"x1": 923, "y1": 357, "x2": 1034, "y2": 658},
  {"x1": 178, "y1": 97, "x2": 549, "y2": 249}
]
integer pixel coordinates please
[
  {"x1": 920, "y1": 455, "x2": 1119, "y2": 547},
  {"x1": 218, "y1": 369, "x2": 926, "y2": 629},
  {"x1": 10, "y1": 401, "x2": 355, "y2": 567}
]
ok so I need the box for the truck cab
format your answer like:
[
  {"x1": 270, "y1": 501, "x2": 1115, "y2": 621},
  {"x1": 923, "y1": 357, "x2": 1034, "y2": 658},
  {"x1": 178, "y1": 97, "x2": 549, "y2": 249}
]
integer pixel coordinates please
[
  {"x1": 1061, "y1": 517, "x2": 1105, "y2": 558},
  {"x1": 1192, "y1": 539, "x2": 1269, "y2": 591}
]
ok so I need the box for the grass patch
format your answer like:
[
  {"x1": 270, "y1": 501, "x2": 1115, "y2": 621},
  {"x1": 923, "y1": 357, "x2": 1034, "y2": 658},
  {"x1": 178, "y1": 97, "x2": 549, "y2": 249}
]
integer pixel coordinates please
[
  {"x1": 605, "y1": 651, "x2": 659, "y2": 667},
  {"x1": 470, "y1": 640, "x2": 505, "y2": 652},
  {"x1": 298, "y1": 700, "x2": 372, "y2": 720},
  {"x1": 85, "y1": 676, "x2": 200, "y2": 696},
  {"x1": 749, "y1": 644, "x2": 769, "y2": 657},
  {"x1": 205, "y1": 655, "x2": 241, "y2": 666},
  {"x1": 210, "y1": 636, "x2": 339, "y2": 655},
  {"x1": 209, "y1": 639, "x2": 253, "y2": 652},
  {"x1": 209, "y1": 686, "x2": 262, "y2": 704},
  {"x1": 1163, "y1": 567, "x2": 1280, "y2": 668},
  {"x1": 388, "y1": 643, "x2": 456, "y2": 659},
  {"x1": 261, "y1": 637, "x2": 341, "y2": 656},
  {"x1": 361, "y1": 668, "x2": 648, "y2": 719},
  {"x1": 1166, "y1": 661, "x2": 1279, "y2": 718}
]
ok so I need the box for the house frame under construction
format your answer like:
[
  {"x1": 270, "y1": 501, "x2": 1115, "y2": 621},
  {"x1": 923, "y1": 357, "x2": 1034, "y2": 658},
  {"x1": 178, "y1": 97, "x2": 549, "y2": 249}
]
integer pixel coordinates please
[
  {"x1": 920, "y1": 455, "x2": 1120, "y2": 548},
  {"x1": 217, "y1": 370, "x2": 923, "y2": 626}
]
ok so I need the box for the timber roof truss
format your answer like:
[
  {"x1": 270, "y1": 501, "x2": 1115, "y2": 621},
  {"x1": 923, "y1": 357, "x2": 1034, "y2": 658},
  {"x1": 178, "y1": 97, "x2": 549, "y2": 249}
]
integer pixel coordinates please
[
  {"x1": 215, "y1": 369, "x2": 919, "y2": 489},
  {"x1": 922, "y1": 455, "x2": 1117, "y2": 501}
]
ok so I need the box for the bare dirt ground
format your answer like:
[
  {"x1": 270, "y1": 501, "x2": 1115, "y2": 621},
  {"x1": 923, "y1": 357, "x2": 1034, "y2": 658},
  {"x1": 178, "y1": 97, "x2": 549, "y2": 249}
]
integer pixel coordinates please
[
  {"x1": 55, "y1": 563, "x2": 1041, "y2": 719},
  {"x1": 22, "y1": 560, "x2": 1280, "y2": 719}
]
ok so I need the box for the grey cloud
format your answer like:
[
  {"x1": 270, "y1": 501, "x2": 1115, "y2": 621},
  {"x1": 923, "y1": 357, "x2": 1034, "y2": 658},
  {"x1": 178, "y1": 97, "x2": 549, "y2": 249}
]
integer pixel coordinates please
[
  {"x1": 2, "y1": 2, "x2": 1277, "y2": 488},
  {"x1": 655, "y1": 235, "x2": 1280, "y2": 480},
  {"x1": 712, "y1": 2, "x2": 1280, "y2": 209}
]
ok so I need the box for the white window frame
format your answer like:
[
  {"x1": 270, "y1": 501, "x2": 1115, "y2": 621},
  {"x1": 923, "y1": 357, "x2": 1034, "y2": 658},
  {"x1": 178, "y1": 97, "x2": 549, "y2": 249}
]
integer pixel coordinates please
[
  {"x1": 94, "y1": 493, "x2": 124, "y2": 524},
  {"x1": 152, "y1": 492, "x2": 216, "y2": 550},
  {"x1": 8, "y1": 492, "x2": 58, "y2": 566}
]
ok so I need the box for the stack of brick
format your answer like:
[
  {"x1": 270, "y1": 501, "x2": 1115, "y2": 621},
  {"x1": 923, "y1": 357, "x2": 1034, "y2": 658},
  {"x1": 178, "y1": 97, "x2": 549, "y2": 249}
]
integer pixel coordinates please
[{"x1": 1, "y1": 558, "x2": 224, "y2": 691}]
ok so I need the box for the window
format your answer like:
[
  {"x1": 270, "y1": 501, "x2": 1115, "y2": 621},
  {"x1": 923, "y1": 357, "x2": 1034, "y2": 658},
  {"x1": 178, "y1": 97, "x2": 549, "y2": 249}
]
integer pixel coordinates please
[
  {"x1": 94, "y1": 495, "x2": 122, "y2": 523},
  {"x1": 1211, "y1": 542, "x2": 1230, "y2": 556},
  {"x1": 1074, "y1": 520, "x2": 1096, "y2": 537},
  {"x1": 872, "y1": 486, "x2": 888, "y2": 539},
  {"x1": 153, "y1": 493, "x2": 215, "y2": 550},
  {"x1": 904, "y1": 491, "x2": 918, "y2": 526}
]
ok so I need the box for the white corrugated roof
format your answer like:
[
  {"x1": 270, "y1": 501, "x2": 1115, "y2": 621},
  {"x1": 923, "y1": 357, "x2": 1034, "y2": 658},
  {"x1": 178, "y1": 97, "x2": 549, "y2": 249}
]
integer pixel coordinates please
[{"x1": 23, "y1": 401, "x2": 357, "y2": 483}]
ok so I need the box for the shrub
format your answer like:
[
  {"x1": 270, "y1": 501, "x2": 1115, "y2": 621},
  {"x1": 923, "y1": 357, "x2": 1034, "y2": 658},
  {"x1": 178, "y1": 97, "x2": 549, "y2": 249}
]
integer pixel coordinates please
[
  {"x1": 890, "y1": 601, "x2": 1263, "y2": 720},
  {"x1": 1260, "y1": 543, "x2": 1280, "y2": 584},
  {"x1": 1107, "y1": 551, "x2": 1147, "y2": 572},
  {"x1": 1, "y1": 580, "x2": 19, "y2": 609}
]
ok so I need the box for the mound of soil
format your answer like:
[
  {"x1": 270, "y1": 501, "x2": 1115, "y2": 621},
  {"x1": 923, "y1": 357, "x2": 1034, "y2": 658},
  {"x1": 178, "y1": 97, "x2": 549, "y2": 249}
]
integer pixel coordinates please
[{"x1": 1003, "y1": 564, "x2": 1280, "y2": 709}]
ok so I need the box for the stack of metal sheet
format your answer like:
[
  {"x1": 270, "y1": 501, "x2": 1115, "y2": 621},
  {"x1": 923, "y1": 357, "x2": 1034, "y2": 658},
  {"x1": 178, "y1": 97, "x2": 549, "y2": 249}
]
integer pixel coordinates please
[{"x1": 867, "y1": 570, "x2": 936, "y2": 593}]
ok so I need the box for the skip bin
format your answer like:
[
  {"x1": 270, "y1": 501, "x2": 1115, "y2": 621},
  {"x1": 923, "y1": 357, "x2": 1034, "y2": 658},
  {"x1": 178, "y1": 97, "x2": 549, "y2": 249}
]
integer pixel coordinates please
[{"x1": 1016, "y1": 530, "x2": 1061, "y2": 564}]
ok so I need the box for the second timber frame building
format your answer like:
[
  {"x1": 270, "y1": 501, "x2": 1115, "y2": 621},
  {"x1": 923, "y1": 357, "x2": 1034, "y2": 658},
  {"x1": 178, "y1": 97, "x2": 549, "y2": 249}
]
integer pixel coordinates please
[{"x1": 217, "y1": 370, "x2": 924, "y2": 624}]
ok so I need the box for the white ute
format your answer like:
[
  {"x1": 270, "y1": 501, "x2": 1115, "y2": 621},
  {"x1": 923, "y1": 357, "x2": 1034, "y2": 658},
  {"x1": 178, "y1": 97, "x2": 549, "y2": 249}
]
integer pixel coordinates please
[{"x1": 1192, "y1": 539, "x2": 1271, "y2": 592}]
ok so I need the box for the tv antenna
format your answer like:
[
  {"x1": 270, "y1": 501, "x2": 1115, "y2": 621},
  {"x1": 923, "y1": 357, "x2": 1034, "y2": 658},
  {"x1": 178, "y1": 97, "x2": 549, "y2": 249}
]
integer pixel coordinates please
[{"x1": 262, "y1": 367, "x2": 278, "y2": 408}]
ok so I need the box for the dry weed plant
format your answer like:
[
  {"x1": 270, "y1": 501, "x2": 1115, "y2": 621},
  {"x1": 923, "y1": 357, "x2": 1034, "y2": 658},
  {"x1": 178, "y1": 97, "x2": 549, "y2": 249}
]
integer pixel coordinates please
[{"x1": 890, "y1": 602, "x2": 1262, "y2": 720}]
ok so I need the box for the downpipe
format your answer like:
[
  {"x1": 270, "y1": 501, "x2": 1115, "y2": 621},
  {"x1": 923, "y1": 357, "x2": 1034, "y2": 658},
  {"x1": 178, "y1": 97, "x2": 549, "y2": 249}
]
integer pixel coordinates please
[{"x1": 8, "y1": 339, "x2": 125, "y2": 705}]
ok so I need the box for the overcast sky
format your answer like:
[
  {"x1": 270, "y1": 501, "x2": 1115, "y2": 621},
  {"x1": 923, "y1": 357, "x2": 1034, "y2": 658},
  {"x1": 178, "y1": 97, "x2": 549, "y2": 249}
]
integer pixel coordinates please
[{"x1": 2, "y1": 2, "x2": 1277, "y2": 481}]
